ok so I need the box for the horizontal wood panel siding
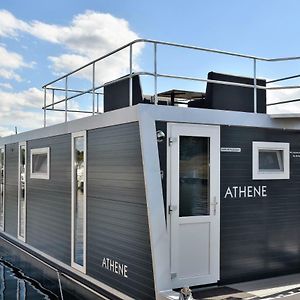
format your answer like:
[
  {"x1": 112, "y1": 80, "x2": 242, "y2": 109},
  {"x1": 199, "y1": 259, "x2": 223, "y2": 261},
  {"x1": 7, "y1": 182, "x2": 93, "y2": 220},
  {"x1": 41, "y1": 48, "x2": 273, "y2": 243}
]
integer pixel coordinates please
[
  {"x1": 87, "y1": 122, "x2": 155, "y2": 300},
  {"x1": 26, "y1": 134, "x2": 71, "y2": 265},
  {"x1": 220, "y1": 126, "x2": 300, "y2": 283},
  {"x1": 4, "y1": 143, "x2": 18, "y2": 237}
]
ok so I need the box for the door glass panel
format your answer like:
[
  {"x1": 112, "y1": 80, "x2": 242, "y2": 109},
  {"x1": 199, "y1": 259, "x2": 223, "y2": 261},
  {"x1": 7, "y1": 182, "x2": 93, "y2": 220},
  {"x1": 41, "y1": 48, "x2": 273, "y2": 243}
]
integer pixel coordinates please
[{"x1": 179, "y1": 136, "x2": 210, "y2": 217}]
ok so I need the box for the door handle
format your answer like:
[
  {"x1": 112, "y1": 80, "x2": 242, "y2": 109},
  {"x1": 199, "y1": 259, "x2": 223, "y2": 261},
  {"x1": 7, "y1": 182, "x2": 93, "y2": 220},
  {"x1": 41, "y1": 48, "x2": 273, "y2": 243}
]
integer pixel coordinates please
[
  {"x1": 211, "y1": 197, "x2": 218, "y2": 216},
  {"x1": 168, "y1": 205, "x2": 177, "y2": 214}
]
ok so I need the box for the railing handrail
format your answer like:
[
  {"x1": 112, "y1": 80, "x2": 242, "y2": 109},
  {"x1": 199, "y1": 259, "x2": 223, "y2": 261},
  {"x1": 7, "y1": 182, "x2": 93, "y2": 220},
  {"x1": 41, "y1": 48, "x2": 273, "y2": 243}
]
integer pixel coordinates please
[
  {"x1": 42, "y1": 38, "x2": 300, "y2": 89},
  {"x1": 42, "y1": 72, "x2": 269, "y2": 110},
  {"x1": 41, "y1": 39, "x2": 300, "y2": 127}
]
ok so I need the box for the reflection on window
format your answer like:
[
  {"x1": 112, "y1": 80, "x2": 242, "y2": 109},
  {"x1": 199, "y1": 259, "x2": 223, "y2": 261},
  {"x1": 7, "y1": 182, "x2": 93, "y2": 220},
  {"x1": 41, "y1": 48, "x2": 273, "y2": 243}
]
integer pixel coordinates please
[
  {"x1": 179, "y1": 136, "x2": 210, "y2": 217},
  {"x1": 30, "y1": 148, "x2": 50, "y2": 179},
  {"x1": 0, "y1": 148, "x2": 4, "y2": 230},
  {"x1": 72, "y1": 133, "x2": 86, "y2": 272},
  {"x1": 17, "y1": 279, "x2": 26, "y2": 300},
  {"x1": 259, "y1": 150, "x2": 283, "y2": 171},
  {"x1": 18, "y1": 144, "x2": 26, "y2": 240}
]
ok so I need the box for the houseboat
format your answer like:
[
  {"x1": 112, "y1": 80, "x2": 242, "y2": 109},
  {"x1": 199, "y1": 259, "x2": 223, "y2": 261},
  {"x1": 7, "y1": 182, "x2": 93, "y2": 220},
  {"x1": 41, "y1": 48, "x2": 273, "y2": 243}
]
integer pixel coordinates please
[{"x1": 1, "y1": 39, "x2": 300, "y2": 300}]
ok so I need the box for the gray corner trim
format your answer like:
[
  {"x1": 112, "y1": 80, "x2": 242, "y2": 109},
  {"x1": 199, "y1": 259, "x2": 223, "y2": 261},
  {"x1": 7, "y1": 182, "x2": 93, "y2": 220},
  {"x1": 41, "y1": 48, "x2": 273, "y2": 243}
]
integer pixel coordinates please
[
  {"x1": 137, "y1": 104, "x2": 300, "y2": 130},
  {"x1": 138, "y1": 109, "x2": 172, "y2": 298},
  {"x1": 0, "y1": 105, "x2": 139, "y2": 146}
]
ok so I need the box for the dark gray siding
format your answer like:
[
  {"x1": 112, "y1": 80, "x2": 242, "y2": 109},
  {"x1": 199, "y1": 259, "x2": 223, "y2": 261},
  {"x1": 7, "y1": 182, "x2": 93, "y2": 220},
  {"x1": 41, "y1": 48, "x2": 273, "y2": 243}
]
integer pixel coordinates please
[
  {"x1": 220, "y1": 126, "x2": 300, "y2": 283},
  {"x1": 87, "y1": 123, "x2": 155, "y2": 300},
  {"x1": 5, "y1": 143, "x2": 18, "y2": 237},
  {"x1": 26, "y1": 134, "x2": 71, "y2": 265}
]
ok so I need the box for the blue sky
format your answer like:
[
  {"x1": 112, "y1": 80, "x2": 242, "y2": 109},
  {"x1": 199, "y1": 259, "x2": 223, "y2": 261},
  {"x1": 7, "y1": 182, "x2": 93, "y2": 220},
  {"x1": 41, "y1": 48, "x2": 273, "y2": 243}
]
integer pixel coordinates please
[{"x1": 1, "y1": 0, "x2": 300, "y2": 135}]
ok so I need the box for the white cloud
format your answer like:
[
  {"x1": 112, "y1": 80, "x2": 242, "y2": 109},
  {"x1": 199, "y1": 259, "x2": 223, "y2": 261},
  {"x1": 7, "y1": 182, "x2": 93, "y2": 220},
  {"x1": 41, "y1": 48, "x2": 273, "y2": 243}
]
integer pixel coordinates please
[
  {"x1": 48, "y1": 54, "x2": 90, "y2": 76},
  {"x1": 0, "y1": 46, "x2": 29, "y2": 69},
  {"x1": 0, "y1": 10, "x2": 29, "y2": 37},
  {"x1": 29, "y1": 11, "x2": 141, "y2": 57},
  {"x1": 0, "y1": 126, "x2": 15, "y2": 137},
  {"x1": 0, "y1": 10, "x2": 143, "y2": 135},
  {"x1": 0, "y1": 9, "x2": 143, "y2": 82},
  {"x1": 0, "y1": 87, "x2": 42, "y2": 111},
  {"x1": 0, "y1": 86, "x2": 89, "y2": 137},
  {"x1": 0, "y1": 87, "x2": 44, "y2": 136},
  {"x1": 0, "y1": 45, "x2": 33, "y2": 81},
  {"x1": 20, "y1": 10, "x2": 142, "y2": 84},
  {"x1": 0, "y1": 83, "x2": 12, "y2": 89},
  {"x1": 0, "y1": 68, "x2": 21, "y2": 81}
]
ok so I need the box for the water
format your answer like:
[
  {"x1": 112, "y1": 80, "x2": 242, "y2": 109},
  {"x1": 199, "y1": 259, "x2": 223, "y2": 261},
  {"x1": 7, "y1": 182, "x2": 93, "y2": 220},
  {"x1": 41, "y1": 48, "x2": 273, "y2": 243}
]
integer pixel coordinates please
[
  {"x1": 0, "y1": 240, "x2": 103, "y2": 300},
  {"x1": 0, "y1": 258, "x2": 58, "y2": 299}
]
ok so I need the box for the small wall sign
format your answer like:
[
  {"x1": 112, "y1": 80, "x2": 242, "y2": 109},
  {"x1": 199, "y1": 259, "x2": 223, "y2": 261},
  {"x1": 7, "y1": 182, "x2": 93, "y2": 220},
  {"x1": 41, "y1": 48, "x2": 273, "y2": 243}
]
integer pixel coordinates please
[
  {"x1": 221, "y1": 147, "x2": 241, "y2": 153},
  {"x1": 101, "y1": 257, "x2": 128, "y2": 278},
  {"x1": 290, "y1": 151, "x2": 300, "y2": 158}
]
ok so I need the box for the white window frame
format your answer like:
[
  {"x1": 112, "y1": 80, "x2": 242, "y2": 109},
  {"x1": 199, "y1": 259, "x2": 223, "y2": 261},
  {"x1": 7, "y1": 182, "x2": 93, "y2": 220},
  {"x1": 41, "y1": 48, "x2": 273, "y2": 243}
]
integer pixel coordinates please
[
  {"x1": 253, "y1": 141, "x2": 290, "y2": 180},
  {"x1": 30, "y1": 147, "x2": 50, "y2": 180},
  {"x1": 18, "y1": 141, "x2": 27, "y2": 242},
  {"x1": 71, "y1": 131, "x2": 87, "y2": 273},
  {"x1": 0, "y1": 146, "x2": 5, "y2": 231}
]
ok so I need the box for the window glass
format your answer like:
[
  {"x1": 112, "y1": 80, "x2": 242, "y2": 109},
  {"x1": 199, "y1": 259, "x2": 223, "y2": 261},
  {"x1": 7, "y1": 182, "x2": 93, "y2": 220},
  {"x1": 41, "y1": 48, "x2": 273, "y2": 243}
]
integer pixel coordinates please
[
  {"x1": 0, "y1": 148, "x2": 4, "y2": 230},
  {"x1": 32, "y1": 153, "x2": 48, "y2": 174},
  {"x1": 259, "y1": 150, "x2": 283, "y2": 171},
  {"x1": 74, "y1": 136, "x2": 84, "y2": 266},
  {"x1": 179, "y1": 136, "x2": 210, "y2": 217},
  {"x1": 19, "y1": 145, "x2": 26, "y2": 239}
]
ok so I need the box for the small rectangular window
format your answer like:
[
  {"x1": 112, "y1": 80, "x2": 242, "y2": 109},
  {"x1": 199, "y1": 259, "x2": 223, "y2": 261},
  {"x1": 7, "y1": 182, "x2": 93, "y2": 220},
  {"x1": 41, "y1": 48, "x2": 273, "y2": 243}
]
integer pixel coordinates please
[
  {"x1": 253, "y1": 142, "x2": 289, "y2": 180},
  {"x1": 30, "y1": 148, "x2": 50, "y2": 179}
]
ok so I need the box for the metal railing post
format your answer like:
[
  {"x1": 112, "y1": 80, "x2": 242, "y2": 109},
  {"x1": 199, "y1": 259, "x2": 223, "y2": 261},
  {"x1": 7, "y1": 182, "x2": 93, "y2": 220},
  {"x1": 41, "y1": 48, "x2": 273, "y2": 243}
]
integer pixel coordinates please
[
  {"x1": 65, "y1": 76, "x2": 68, "y2": 123},
  {"x1": 43, "y1": 87, "x2": 47, "y2": 127},
  {"x1": 92, "y1": 63, "x2": 95, "y2": 115},
  {"x1": 129, "y1": 44, "x2": 133, "y2": 106},
  {"x1": 154, "y1": 43, "x2": 158, "y2": 105},
  {"x1": 253, "y1": 58, "x2": 257, "y2": 113},
  {"x1": 52, "y1": 89, "x2": 55, "y2": 109}
]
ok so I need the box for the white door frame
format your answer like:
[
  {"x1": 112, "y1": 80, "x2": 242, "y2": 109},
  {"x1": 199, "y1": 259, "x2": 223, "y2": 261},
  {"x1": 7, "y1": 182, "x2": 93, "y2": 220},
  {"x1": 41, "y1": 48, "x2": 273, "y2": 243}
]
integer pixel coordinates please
[{"x1": 167, "y1": 123, "x2": 220, "y2": 288}]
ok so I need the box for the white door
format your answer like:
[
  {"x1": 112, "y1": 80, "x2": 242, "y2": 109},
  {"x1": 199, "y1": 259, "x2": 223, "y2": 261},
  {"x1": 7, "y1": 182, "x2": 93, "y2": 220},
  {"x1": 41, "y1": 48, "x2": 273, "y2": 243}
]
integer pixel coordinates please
[{"x1": 168, "y1": 123, "x2": 220, "y2": 288}]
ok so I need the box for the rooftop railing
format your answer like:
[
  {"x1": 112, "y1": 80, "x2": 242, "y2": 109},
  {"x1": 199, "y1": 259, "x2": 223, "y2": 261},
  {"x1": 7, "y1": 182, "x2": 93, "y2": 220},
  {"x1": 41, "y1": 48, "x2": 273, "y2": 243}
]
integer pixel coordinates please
[{"x1": 42, "y1": 39, "x2": 300, "y2": 126}]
